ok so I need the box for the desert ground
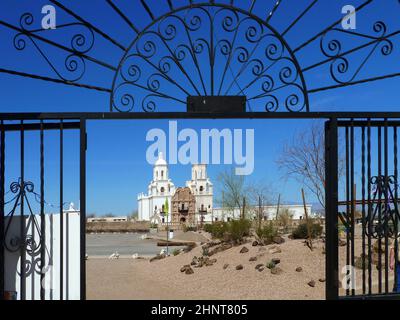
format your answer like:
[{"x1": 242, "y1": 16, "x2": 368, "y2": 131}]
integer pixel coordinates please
[
  {"x1": 86, "y1": 228, "x2": 396, "y2": 300},
  {"x1": 87, "y1": 236, "x2": 327, "y2": 300}
]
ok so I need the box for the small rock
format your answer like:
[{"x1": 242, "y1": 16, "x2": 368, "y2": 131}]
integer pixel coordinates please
[
  {"x1": 255, "y1": 264, "x2": 264, "y2": 270},
  {"x1": 236, "y1": 264, "x2": 244, "y2": 270},
  {"x1": 185, "y1": 267, "x2": 194, "y2": 275},
  {"x1": 308, "y1": 280, "x2": 316, "y2": 287},
  {"x1": 258, "y1": 246, "x2": 267, "y2": 252},
  {"x1": 249, "y1": 256, "x2": 257, "y2": 262},
  {"x1": 268, "y1": 246, "x2": 282, "y2": 254},
  {"x1": 273, "y1": 236, "x2": 285, "y2": 244},
  {"x1": 252, "y1": 240, "x2": 259, "y2": 246},
  {"x1": 296, "y1": 267, "x2": 303, "y2": 272},
  {"x1": 223, "y1": 264, "x2": 229, "y2": 270},
  {"x1": 180, "y1": 265, "x2": 191, "y2": 273},
  {"x1": 271, "y1": 258, "x2": 281, "y2": 265},
  {"x1": 258, "y1": 267, "x2": 265, "y2": 272},
  {"x1": 270, "y1": 267, "x2": 283, "y2": 275},
  {"x1": 319, "y1": 278, "x2": 326, "y2": 283},
  {"x1": 339, "y1": 239, "x2": 347, "y2": 247},
  {"x1": 240, "y1": 246, "x2": 249, "y2": 254}
]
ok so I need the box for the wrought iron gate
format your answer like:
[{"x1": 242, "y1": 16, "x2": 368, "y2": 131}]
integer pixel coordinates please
[
  {"x1": 326, "y1": 118, "x2": 400, "y2": 300},
  {"x1": 0, "y1": 119, "x2": 86, "y2": 300}
]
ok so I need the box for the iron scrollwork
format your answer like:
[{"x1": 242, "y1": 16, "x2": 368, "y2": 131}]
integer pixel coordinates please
[
  {"x1": 320, "y1": 20, "x2": 394, "y2": 85},
  {"x1": 365, "y1": 175, "x2": 400, "y2": 239},
  {"x1": 13, "y1": 12, "x2": 95, "y2": 82},
  {"x1": 4, "y1": 179, "x2": 47, "y2": 276},
  {"x1": 111, "y1": 5, "x2": 308, "y2": 112}
]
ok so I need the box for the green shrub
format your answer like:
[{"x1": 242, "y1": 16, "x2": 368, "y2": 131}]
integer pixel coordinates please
[
  {"x1": 207, "y1": 222, "x2": 229, "y2": 239},
  {"x1": 203, "y1": 224, "x2": 213, "y2": 233},
  {"x1": 182, "y1": 224, "x2": 197, "y2": 233},
  {"x1": 291, "y1": 221, "x2": 323, "y2": 239},
  {"x1": 172, "y1": 249, "x2": 180, "y2": 256},
  {"x1": 204, "y1": 220, "x2": 251, "y2": 243},
  {"x1": 256, "y1": 221, "x2": 278, "y2": 244},
  {"x1": 229, "y1": 219, "x2": 252, "y2": 242}
]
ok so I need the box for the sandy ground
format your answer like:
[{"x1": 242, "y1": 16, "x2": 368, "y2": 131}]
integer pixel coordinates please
[{"x1": 87, "y1": 238, "x2": 327, "y2": 300}]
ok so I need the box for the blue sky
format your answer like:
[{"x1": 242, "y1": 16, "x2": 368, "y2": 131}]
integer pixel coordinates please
[{"x1": 0, "y1": 0, "x2": 399, "y2": 215}]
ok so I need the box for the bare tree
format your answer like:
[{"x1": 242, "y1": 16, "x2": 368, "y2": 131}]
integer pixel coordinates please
[
  {"x1": 217, "y1": 168, "x2": 246, "y2": 218},
  {"x1": 247, "y1": 181, "x2": 275, "y2": 227},
  {"x1": 277, "y1": 123, "x2": 331, "y2": 209}
]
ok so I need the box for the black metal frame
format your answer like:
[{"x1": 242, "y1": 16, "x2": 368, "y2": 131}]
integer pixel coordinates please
[
  {"x1": 0, "y1": 119, "x2": 86, "y2": 300},
  {"x1": 325, "y1": 117, "x2": 400, "y2": 300},
  {"x1": 1, "y1": 0, "x2": 400, "y2": 301},
  {"x1": 0, "y1": 0, "x2": 399, "y2": 113},
  {"x1": 1, "y1": 111, "x2": 400, "y2": 300}
]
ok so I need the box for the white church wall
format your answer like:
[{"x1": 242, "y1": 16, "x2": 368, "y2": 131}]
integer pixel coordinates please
[{"x1": 4, "y1": 212, "x2": 81, "y2": 300}]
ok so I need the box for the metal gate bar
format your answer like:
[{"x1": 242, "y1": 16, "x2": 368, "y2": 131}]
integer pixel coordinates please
[
  {"x1": 0, "y1": 120, "x2": 4, "y2": 300},
  {"x1": 328, "y1": 118, "x2": 400, "y2": 300},
  {"x1": 0, "y1": 120, "x2": 84, "y2": 300}
]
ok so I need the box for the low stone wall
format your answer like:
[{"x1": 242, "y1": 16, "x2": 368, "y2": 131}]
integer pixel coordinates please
[{"x1": 86, "y1": 221, "x2": 150, "y2": 233}]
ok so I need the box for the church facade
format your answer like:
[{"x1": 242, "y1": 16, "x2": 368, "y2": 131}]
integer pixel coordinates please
[{"x1": 137, "y1": 153, "x2": 213, "y2": 224}]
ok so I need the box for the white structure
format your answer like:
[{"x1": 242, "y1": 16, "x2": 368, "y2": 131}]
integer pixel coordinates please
[
  {"x1": 186, "y1": 164, "x2": 213, "y2": 217},
  {"x1": 4, "y1": 204, "x2": 81, "y2": 300},
  {"x1": 138, "y1": 152, "x2": 176, "y2": 223},
  {"x1": 87, "y1": 216, "x2": 128, "y2": 223},
  {"x1": 211, "y1": 204, "x2": 312, "y2": 222}
]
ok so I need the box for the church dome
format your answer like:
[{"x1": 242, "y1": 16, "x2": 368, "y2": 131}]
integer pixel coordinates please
[{"x1": 155, "y1": 152, "x2": 167, "y2": 166}]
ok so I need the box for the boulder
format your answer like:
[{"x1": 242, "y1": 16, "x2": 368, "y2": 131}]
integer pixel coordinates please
[
  {"x1": 236, "y1": 264, "x2": 244, "y2": 270},
  {"x1": 240, "y1": 246, "x2": 249, "y2": 254},
  {"x1": 270, "y1": 267, "x2": 283, "y2": 275},
  {"x1": 180, "y1": 265, "x2": 191, "y2": 273},
  {"x1": 296, "y1": 267, "x2": 303, "y2": 272},
  {"x1": 252, "y1": 240, "x2": 259, "y2": 247},
  {"x1": 273, "y1": 236, "x2": 285, "y2": 244},
  {"x1": 308, "y1": 280, "x2": 316, "y2": 287},
  {"x1": 185, "y1": 267, "x2": 194, "y2": 275},
  {"x1": 271, "y1": 258, "x2": 281, "y2": 265},
  {"x1": 249, "y1": 256, "x2": 257, "y2": 262}
]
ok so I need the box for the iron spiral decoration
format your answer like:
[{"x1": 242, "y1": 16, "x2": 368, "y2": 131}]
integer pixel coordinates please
[
  {"x1": 3, "y1": 179, "x2": 47, "y2": 276},
  {"x1": 365, "y1": 175, "x2": 400, "y2": 239},
  {"x1": 13, "y1": 12, "x2": 95, "y2": 82},
  {"x1": 111, "y1": 5, "x2": 308, "y2": 112},
  {"x1": 320, "y1": 20, "x2": 394, "y2": 85}
]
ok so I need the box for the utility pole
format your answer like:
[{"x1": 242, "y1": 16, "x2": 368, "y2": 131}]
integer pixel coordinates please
[
  {"x1": 258, "y1": 195, "x2": 262, "y2": 230},
  {"x1": 242, "y1": 197, "x2": 246, "y2": 220},
  {"x1": 302, "y1": 188, "x2": 313, "y2": 251},
  {"x1": 275, "y1": 194, "x2": 281, "y2": 220}
]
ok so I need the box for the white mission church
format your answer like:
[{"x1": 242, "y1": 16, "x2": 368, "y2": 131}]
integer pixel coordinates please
[
  {"x1": 137, "y1": 152, "x2": 213, "y2": 224},
  {"x1": 138, "y1": 153, "x2": 313, "y2": 225}
]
